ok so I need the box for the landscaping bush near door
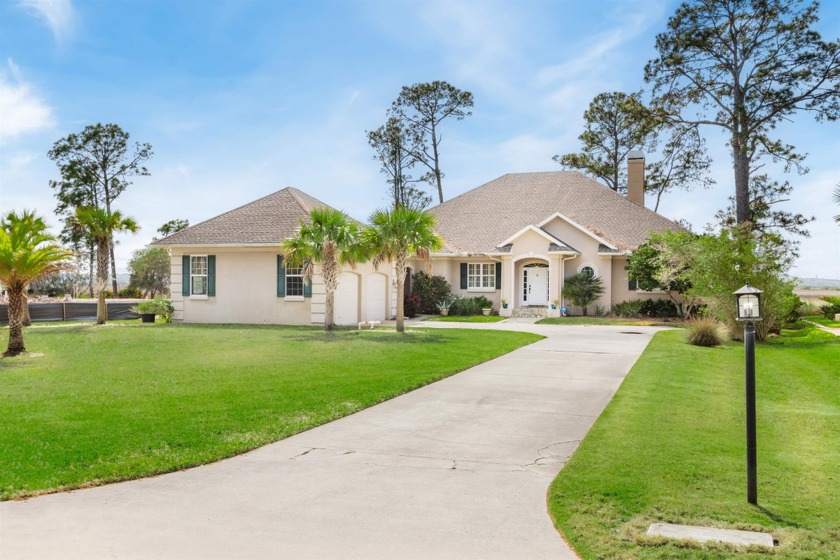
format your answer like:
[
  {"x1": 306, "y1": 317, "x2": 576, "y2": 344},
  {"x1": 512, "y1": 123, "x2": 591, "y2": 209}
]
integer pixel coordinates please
[
  {"x1": 403, "y1": 293, "x2": 421, "y2": 318},
  {"x1": 450, "y1": 295, "x2": 493, "y2": 316},
  {"x1": 412, "y1": 272, "x2": 453, "y2": 314}
]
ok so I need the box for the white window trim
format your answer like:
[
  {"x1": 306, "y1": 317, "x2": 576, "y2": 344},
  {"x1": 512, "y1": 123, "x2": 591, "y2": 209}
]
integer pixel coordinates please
[
  {"x1": 467, "y1": 263, "x2": 496, "y2": 291},
  {"x1": 578, "y1": 264, "x2": 598, "y2": 278},
  {"x1": 190, "y1": 255, "x2": 209, "y2": 298},
  {"x1": 285, "y1": 265, "x2": 305, "y2": 297}
]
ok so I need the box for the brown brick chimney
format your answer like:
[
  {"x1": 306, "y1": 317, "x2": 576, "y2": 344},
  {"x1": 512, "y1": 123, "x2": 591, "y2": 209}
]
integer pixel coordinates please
[{"x1": 627, "y1": 150, "x2": 644, "y2": 207}]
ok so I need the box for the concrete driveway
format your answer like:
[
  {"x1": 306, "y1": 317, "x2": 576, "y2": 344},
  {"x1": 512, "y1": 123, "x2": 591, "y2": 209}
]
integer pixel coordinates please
[{"x1": 0, "y1": 323, "x2": 662, "y2": 560}]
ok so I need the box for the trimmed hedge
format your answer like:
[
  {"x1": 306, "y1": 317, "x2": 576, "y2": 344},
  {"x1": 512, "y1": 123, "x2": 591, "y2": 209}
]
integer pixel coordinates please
[{"x1": 612, "y1": 298, "x2": 680, "y2": 318}]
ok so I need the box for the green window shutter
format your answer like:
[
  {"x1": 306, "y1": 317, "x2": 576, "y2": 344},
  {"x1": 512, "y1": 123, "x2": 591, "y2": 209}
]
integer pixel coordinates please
[
  {"x1": 304, "y1": 277, "x2": 312, "y2": 298},
  {"x1": 460, "y1": 263, "x2": 468, "y2": 289},
  {"x1": 207, "y1": 255, "x2": 216, "y2": 297},
  {"x1": 277, "y1": 255, "x2": 285, "y2": 297},
  {"x1": 495, "y1": 263, "x2": 501, "y2": 290},
  {"x1": 182, "y1": 255, "x2": 190, "y2": 296}
]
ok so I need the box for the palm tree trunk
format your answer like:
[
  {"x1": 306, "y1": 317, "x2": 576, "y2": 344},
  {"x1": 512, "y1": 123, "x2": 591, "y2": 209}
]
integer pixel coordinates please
[
  {"x1": 323, "y1": 254, "x2": 338, "y2": 331},
  {"x1": 395, "y1": 252, "x2": 407, "y2": 333},
  {"x1": 110, "y1": 237, "x2": 119, "y2": 296},
  {"x1": 396, "y1": 279, "x2": 405, "y2": 333},
  {"x1": 22, "y1": 290, "x2": 31, "y2": 326},
  {"x1": 96, "y1": 239, "x2": 109, "y2": 325},
  {"x1": 4, "y1": 289, "x2": 26, "y2": 355},
  {"x1": 325, "y1": 291, "x2": 335, "y2": 331},
  {"x1": 88, "y1": 246, "x2": 95, "y2": 297}
]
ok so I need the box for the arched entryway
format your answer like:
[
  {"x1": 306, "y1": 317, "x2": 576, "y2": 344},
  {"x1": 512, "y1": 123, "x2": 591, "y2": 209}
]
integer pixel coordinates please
[{"x1": 521, "y1": 262, "x2": 549, "y2": 306}]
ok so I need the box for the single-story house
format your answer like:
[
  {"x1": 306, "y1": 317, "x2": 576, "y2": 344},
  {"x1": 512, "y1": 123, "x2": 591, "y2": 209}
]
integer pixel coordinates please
[{"x1": 155, "y1": 152, "x2": 678, "y2": 324}]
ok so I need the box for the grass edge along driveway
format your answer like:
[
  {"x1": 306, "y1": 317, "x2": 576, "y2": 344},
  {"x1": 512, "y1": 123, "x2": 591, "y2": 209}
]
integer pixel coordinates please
[
  {"x1": 1, "y1": 323, "x2": 542, "y2": 500},
  {"x1": 548, "y1": 325, "x2": 839, "y2": 560}
]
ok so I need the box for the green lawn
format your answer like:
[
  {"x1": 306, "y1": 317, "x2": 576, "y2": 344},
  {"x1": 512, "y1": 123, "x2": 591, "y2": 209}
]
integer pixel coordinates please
[
  {"x1": 426, "y1": 315, "x2": 507, "y2": 323},
  {"x1": 804, "y1": 315, "x2": 840, "y2": 328},
  {"x1": 537, "y1": 316, "x2": 676, "y2": 326},
  {"x1": 548, "y1": 325, "x2": 840, "y2": 559},
  {"x1": 0, "y1": 323, "x2": 541, "y2": 500}
]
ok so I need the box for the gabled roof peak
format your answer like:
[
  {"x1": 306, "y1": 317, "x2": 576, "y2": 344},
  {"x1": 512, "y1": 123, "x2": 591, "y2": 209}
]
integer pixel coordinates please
[
  {"x1": 429, "y1": 171, "x2": 680, "y2": 254},
  {"x1": 153, "y1": 187, "x2": 336, "y2": 246}
]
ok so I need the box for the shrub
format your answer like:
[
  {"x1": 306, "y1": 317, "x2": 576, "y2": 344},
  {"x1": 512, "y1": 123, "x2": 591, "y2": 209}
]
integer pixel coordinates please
[
  {"x1": 822, "y1": 303, "x2": 840, "y2": 320},
  {"x1": 119, "y1": 287, "x2": 143, "y2": 298},
  {"x1": 821, "y1": 296, "x2": 840, "y2": 319},
  {"x1": 797, "y1": 300, "x2": 822, "y2": 317},
  {"x1": 403, "y1": 293, "x2": 421, "y2": 318},
  {"x1": 450, "y1": 296, "x2": 494, "y2": 316},
  {"x1": 613, "y1": 300, "x2": 643, "y2": 317},
  {"x1": 613, "y1": 298, "x2": 682, "y2": 318},
  {"x1": 564, "y1": 272, "x2": 605, "y2": 316},
  {"x1": 131, "y1": 297, "x2": 174, "y2": 323},
  {"x1": 685, "y1": 317, "x2": 725, "y2": 347},
  {"x1": 778, "y1": 292, "x2": 801, "y2": 328},
  {"x1": 450, "y1": 297, "x2": 478, "y2": 316},
  {"x1": 639, "y1": 298, "x2": 680, "y2": 318},
  {"x1": 412, "y1": 272, "x2": 453, "y2": 314}
]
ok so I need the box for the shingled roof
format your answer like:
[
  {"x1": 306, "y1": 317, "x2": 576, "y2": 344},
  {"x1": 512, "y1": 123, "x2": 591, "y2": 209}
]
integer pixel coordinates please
[
  {"x1": 429, "y1": 171, "x2": 680, "y2": 254},
  {"x1": 153, "y1": 187, "x2": 335, "y2": 246}
]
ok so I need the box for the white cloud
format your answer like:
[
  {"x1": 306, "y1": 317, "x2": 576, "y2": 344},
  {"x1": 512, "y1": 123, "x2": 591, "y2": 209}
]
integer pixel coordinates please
[
  {"x1": 18, "y1": 0, "x2": 76, "y2": 44},
  {"x1": 537, "y1": 5, "x2": 666, "y2": 85},
  {"x1": 0, "y1": 58, "x2": 55, "y2": 142}
]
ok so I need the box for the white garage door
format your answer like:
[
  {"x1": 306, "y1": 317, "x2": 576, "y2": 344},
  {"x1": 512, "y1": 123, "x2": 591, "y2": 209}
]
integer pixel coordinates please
[
  {"x1": 334, "y1": 272, "x2": 359, "y2": 326},
  {"x1": 365, "y1": 273, "x2": 387, "y2": 322}
]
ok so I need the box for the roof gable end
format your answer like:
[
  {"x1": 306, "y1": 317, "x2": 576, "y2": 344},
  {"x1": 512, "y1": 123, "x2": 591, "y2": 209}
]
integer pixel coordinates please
[{"x1": 536, "y1": 212, "x2": 618, "y2": 251}]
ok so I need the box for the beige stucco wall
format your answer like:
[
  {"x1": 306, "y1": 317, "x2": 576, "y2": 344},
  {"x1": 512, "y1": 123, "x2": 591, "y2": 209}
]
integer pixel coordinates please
[
  {"x1": 409, "y1": 256, "x2": 503, "y2": 310},
  {"x1": 610, "y1": 257, "x2": 673, "y2": 306},
  {"x1": 168, "y1": 247, "x2": 395, "y2": 325}
]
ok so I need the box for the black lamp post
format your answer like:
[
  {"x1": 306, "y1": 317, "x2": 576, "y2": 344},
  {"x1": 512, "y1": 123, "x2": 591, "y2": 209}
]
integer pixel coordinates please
[{"x1": 734, "y1": 284, "x2": 763, "y2": 505}]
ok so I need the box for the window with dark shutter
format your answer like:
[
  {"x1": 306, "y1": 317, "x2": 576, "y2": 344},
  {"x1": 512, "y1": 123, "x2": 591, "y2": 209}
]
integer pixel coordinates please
[
  {"x1": 277, "y1": 255, "x2": 286, "y2": 297},
  {"x1": 182, "y1": 255, "x2": 190, "y2": 296},
  {"x1": 207, "y1": 255, "x2": 216, "y2": 296}
]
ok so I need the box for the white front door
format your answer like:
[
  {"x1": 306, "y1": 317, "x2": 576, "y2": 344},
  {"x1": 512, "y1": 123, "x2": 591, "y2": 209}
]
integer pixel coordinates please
[{"x1": 522, "y1": 265, "x2": 548, "y2": 306}]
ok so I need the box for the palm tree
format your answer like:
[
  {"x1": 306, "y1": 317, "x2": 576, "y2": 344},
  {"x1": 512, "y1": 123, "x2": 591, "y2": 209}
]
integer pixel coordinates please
[
  {"x1": 564, "y1": 271, "x2": 606, "y2": 316},
  {"x1": 0, "y1": 210, "x2": 71, "y2": 356},
  {"x1": 365, "y1": 206, "x2": 442, "y2": 333},
  {"x1": 281, "y1": 208, "x2": 365, "y2": 331},
  {"x1": 71, "y1": 207, "x2": 139, "y2": 325}
]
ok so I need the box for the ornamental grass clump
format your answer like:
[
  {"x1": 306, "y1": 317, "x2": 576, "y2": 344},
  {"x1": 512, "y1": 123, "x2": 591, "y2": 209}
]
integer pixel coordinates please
[{"x1": 685, "y1": 317, "x2": 725, "y2": 347}]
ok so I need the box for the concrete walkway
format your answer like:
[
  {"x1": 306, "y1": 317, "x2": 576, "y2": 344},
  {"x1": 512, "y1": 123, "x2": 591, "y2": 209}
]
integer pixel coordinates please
[
  {"x1": 804, "y1": 319, "x2": 840, "y2": 337},
  {"x1": 0, "y1": 323, "x2": 663, "y2": 560}
]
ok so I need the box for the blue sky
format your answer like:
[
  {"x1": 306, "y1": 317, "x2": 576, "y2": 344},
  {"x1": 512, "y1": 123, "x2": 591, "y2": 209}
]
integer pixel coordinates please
[{"x1": 1, "y1": 0, "x2": 838, "y2": 278}]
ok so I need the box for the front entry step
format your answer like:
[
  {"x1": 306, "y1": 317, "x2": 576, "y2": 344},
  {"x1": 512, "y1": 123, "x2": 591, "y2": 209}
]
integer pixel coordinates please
[{"x1": 511, "y1": 306, "x2": 548, "y2": 318}]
